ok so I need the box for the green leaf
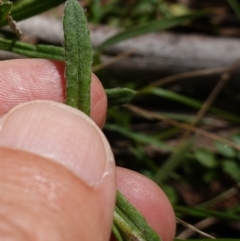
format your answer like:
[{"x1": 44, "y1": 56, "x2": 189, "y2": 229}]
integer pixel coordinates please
[
  {"x1": 194, "y1": 148, "x2": 217, "y2": 168},
  {"x1": 231, "y1": 133, "x2": 240, "y2": 160},
  {"x1": 104, "y1": 123, "x2": 172, "y2": 151},
  {"x1": 112, "y1": 223, "x2": 124, "y2": 241},
  {"x1": 98, "y1": 11, "x2": 209, "y2": 50},
  {"x1": 105, "y1": 88, "x2": 137, "y2": 108},
  {"x1": 174, "y1": 205, "x2": 240, "y2": 221},
  {"x1": 63, "y1": 0, "x2": 92, "y2": 115},
  {"x1": 0, "y1": 1, "x2": 12, "y2": 21},
  {"x1": 161, "y1": 184, "x2": 178, "y2": 204},
  {"x1": 62, "y1": 4, "x2": 161, "y2": 240},
  {"x1": 129, "y1": 146, "x2": 158, "y2": 171},
  {"x1": 154, "y1": 139, "x2": 193, "y2": 184},
  {"x1": 0, "y1": 0, "x2": 66, "y2": 27},
  {"x1": 222, "y1": 160, "x2": 240, "y2": 181},
  {"x1": 215, "y1": 142, "x2": 236, "y2": 158},
  {"x1": 0, "y1": 40, "x2": 136, "y2": 109},
  {"x1": 231, "y1": 133, "x2": 240, "y2": 144},
  {"x1": 0, "y1": 38, "x2": 64, "y2": 59},
  {"x1": 144, "y1": 87, "x2": 240, "y2": 123},
  {"x1": 107, "y1": 107, "x2": 131, "y2": 127},
  {"x1": 114, "y1": 191, "x2": 161, "y2": 241}
]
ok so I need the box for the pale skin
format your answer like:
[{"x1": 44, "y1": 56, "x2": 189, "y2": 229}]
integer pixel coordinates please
[{"x1": 0, "y1": 59, "x2": 176, "y2": 241}]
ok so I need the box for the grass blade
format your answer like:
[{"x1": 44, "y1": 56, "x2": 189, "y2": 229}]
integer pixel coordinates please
[
  {"x1": 63, "y1": 0, "x2": 92, "y2": 114},
  {"x1": 174, "y1": 205, "x2": 240, "y2": 221},
  {"x1": 0, "y1": 0, "x2": 66, "y2": 28},
  {"x1": 154, "y1": 139, "x2": 193, "y2": 184},
  {"x1": 104, "y1": 124, "x2": 172, "y2": 151},
  {"x1": 98, "y1": 11, "x2": 209, "y2": 50},
  {"x1": 145, "y1": 88, "x2": 240, "y2": 123}
]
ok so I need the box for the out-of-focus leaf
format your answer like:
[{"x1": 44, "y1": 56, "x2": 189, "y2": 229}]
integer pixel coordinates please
[
  {"x1": 231, "y1": 133, "x2": 240, "y2": 160},
  {"x1": 215, "y1": 142, "x2": 236, "y2": 158},
  {"x1": 104, "y1": 124, "x2": 172, "y2": 151},
  {"x1": 98, "y1": 11, "x2": 209, "y2": 50},
  {"x1": 0, "y1": 0, "x2": 66, "y2": 27},
  {"x1": 174, "y1": 205, "x2": 240, "y2": 221},
  {"x1": 129, "y1": 146, "x2": 158, "y2": 171},
  {"x1": 161, "y1": 184, "x2": 178, "y2": 204},
  {"x1": 154, "y1": 139, "x2": 193, "y2": 184},
  {"x1": 231, "y1": 133, "x2": 240, "y2": 144},
  {"x1": 106, "y1": 88, "x2": 136, "y2": 108},
  {"x1": 194, "y1": 148, "x2": 217, "y2": 168},
  {"x1": 222, "y1": 160, "x2": 240, "y2": 181},
  {"x1": 145, "y1": 88, "x2": 240, "y2": 123}
]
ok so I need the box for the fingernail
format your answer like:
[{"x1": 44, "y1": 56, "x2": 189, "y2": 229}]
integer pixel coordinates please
[{"x1": 0, "y1": 100, "x2": 114, "y2": 185}]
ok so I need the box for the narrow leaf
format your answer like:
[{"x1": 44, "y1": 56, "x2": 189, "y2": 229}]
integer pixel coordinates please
[
  {"x1": 63, "y1": 3, "x2": 161, "y2": 240},
  {"x1": 0, "y1": 40, "x2": 136, "y2": 108},
  {"x1": 104, "y1": 124, "x2": 172, "y2": 151},
  {"x1": 115, "y1": 191, "x2": 161, "y2": 241},
  {"x1": 222, "y1": 160, "x2": 240, "y2": 182},
  {"x1": 63, "y1": 0, "x2": 92, "y2": 114},
  {"x1": 105, "y1": 88, "x2": 136, "y2": 108},
  {"x1": 0, "y1": 1, "x2": 12, "y2": 21},
  {"x1": 145, "y1": 87, "x2": 240, "y2": 123},
  {"x1": 154, "y1": 139, "x2": 193, "y2": 184},
  {"x1": 0, "y1": 0, "x2": 66, "y2": 27},
  {"x1": 114, "y1": 207, "x2": 146, "y2": 241},
  {"x1": 0, "y1": 38, "x2": 64, "y2": 60},
  {"x1": 112, "y1": 223, "x2": 124, "y2": 241},
  {"x1": 174, "y1": 205, "x2": 240, "y2": 221},
  {"x1": 98, "y1": 11, "x2": 209, "y2": 50},
  {"x1": 215, "y1": 142, "x2": 236, "y2": 158}
]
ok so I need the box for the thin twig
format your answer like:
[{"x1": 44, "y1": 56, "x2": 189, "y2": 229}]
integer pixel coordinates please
[
  {"x1": 179, "y1": 59, "x2": 240, "y2": 142},
  {"x1": 126, "y1": 104, "x2": 240, "y2": 152},
  {"x1": 176, "y1": 217, "x2": 216, "y2": 239},
  {"x1": 198, "y1": 182, "x2": 240, "y2": 209},
  {"x1": 148, "y1": 67, "x2": 228, "y2": 88},
  {"x1": 92, "y1": 49, "x2": 136, "y2": 72}
]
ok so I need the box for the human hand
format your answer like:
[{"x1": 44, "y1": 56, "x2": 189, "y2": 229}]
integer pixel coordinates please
[{"x1": 0, "y1": 59, "x2": 175, "y2": 241}]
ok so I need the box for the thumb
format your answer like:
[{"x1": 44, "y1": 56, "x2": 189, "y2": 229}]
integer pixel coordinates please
[{"x1": 0, "y1": 101, "x2": 116, "y2": 241}]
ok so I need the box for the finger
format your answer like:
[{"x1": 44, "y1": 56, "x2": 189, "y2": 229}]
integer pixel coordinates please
[
  {"x1": 0, "y1": 101, "x2": 115, "y2": 240},
  {"x1": 0, "y1": 59, "x2": 107, "y2": 127},
  {"x1": 116, "y1": 167, "x2": 176, "y2": 241}
]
